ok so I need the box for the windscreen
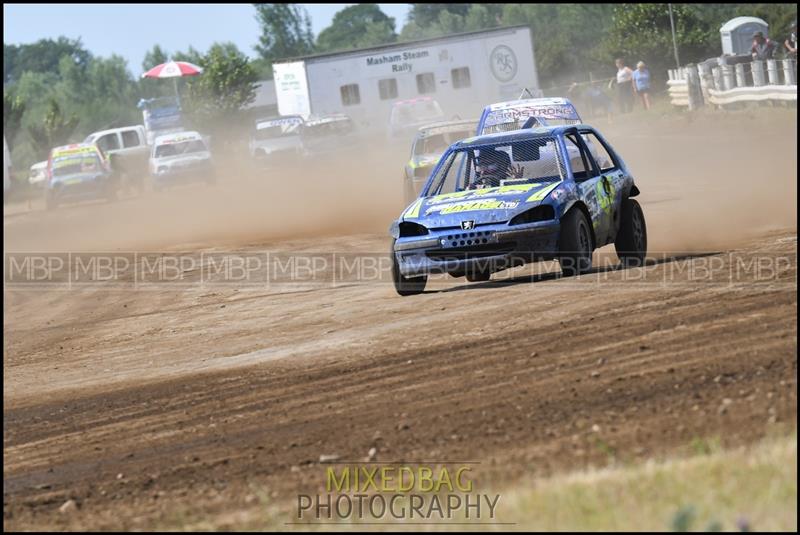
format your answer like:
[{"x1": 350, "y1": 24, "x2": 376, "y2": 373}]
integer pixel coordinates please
[
  {"x1": 155, "y1": 139, "x2": 207, "y2": 158},
  {"x1": 425, "y1": 137, "x2": 566, "y2": 197},
  {"x1": 417, "y1": 129, "x2": 474, "y2": 156},
  {"x1": 254, "y1": 118, "x2": 302, "y2": 140},
  {"x1": 303, "y1": 119, "x2": 353, "y2": 138}
]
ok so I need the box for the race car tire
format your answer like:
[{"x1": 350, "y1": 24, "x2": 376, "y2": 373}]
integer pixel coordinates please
[
  {"x1": 614, "y1": 198, "x2": 647, "y2": 267},
  {"x1": 391, "y1": 239, "x2": 427, "y2": 296},
  {"x1": 465, "y1": 268, "x2": 492, "y2": 282},
  {"x1": 558, "y1": 208, "x2": 593, "y2": 276}
]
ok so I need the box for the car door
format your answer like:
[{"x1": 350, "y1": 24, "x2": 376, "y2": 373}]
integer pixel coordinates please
[
  {"x1": 581, "y1": 130, "x2": 627, "y2": 244},
  {"x1": 95, "y1": 132, "x2": 122, "y2": 157},
  {"x1": 564, "y1": 132, "x2": 615, "y2": 246}
]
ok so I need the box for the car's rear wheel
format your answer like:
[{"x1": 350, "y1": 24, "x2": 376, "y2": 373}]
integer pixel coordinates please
[
  {"x1": 391, "y1": 239, "x2": 427, "y2": 296},
  {"x1": 614, "y1": 198, "x2": 647, "y2": 267},
  {"x1": 558, "y1": 208, "x2": 593, "y2": 276}
]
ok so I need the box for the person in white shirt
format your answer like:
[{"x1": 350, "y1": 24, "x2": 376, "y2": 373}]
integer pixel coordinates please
[{"x1": 614, "y1": 58, "x2": 635, "y2": 114}]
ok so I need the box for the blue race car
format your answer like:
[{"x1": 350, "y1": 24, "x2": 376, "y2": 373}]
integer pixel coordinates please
[
  {"x1": 389, "y1": 123, "x2": 647, "y2": 295},
  {"x1": 476, "y1": 97, "x2": 582, "y2": 135}
]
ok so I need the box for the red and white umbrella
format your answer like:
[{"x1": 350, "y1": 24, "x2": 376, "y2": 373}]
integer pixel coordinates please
[{"x1": 141, "y1": 60, "x2": 203, "y2": 79}]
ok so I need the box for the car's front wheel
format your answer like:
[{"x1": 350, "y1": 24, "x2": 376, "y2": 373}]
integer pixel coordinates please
[
  {"x1": 465, "y1": 267, "x2": 492, "y2": 282},
  {"x1": 558, "y1": 207, "x2": 593, "y2": 276},
  {"x1": 391, "y1": 239, "x2": 427, "y2": 296},
  {"x1": 614, "y1": 198, "x2": 647, "y2": 267}
]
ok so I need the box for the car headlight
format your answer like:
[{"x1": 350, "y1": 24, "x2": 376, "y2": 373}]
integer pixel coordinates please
[
  {"x1": 389, "y1": 220, "x2": 400, "y2": 239},
  {"x1": 157, "y1": 166, "x2": 169, "y2": 174},
  {"x1": 508, "y1": 205, "x2": 555, "y2": 225},
  {"x1": 399, "y1": 221, "x2": 429, "y2": 237}
]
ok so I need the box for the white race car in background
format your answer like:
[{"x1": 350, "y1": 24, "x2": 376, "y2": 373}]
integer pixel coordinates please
[
  {"x1": 149, "y1": 131, "x2": 215, "y2": 192},
  {"x1": 387, "y1": 97, "x2": 446, "y2": 141},
  {"x1": 28, "y1": 161, "x2": 48, "y2": 189},
  {"x1": 249, "y1": 115, "x2": 304, "y2": 165},
  {"x1": 300, "y1": 113, "x2": 358, "y2": 158}
]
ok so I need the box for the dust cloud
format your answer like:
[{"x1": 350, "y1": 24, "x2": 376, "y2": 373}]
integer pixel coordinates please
[{"x1": 3, "y1": 108, "x2": 796, "y2": 254}]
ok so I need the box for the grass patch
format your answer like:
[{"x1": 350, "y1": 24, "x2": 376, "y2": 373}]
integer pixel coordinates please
[
  {"x1": 501, "y1": 432, "x2": 796, "y2": 531},
  {"x1": 151, "y1": 432, "x2": 796, "y2": 531}
]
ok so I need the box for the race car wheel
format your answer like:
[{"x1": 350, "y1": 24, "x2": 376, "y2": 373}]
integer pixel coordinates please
[
  {"x1": 465, "y1": 268, "x2": 492, "y2": 282},
  {"x1": 391, "y1": 239, "x2": 427, "y2": 296},
  {"x1": 614, "y1": 198, "x2": 647, "y2": 267},
  {"x1": 558, "y1": 208, "x2": 593, "y2": 276}
]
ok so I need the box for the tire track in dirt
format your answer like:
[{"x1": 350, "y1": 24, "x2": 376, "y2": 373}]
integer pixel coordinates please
[{"x1": 3, "y1": 232, "x2": 796, "y2": 530}]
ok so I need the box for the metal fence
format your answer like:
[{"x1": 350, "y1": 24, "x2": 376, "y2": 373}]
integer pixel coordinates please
[{"x1": 667, "y1": 59, "x2": 797, "y2": 109}]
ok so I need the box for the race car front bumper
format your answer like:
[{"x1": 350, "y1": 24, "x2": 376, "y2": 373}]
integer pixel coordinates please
[
  {"x1": 153, "y1": 163, "x2": 214, "y2": 187},
  {"x1": 47, "y1": 179, "x2": 115, "y2": 204},
  {"x1": 394, "y1": 220, "x2": 561, "y2": 277}
]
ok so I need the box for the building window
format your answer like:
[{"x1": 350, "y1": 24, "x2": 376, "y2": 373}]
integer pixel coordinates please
[
  {"x1": 378, "y1": 78, "x2": 398, "y2": 100},
  {"x1": 451, "y1": 67, "x2": 471, "y2": 89},
  {"x1": 416, "y1": 72, "x2": 436, "y2": 94},
  {"x1": 340, "y1": 84, "x2": 361, "y2": 106}
]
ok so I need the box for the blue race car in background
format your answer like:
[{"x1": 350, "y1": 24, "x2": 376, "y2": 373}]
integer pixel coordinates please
[
  {"x1": 389, "y1": 123, "x2": 647, "y2": 295},
  {"x1": 476, "y1": 97, "x2": 582, "y2": 135}
]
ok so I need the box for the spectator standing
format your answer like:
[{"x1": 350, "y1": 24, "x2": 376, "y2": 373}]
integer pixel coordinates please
[
  {"x1": 632, "y1": 61, "x2": 652, "y2": 111},
  {"x1": 613, "y1": 58, "x2": 635, "y2": 113},
  {"x1": 784, "y1": 21, "x2": 797, "y2": 59},
  {"x1": 751, "y1": 31, "x2": 777, "y2": 60}
]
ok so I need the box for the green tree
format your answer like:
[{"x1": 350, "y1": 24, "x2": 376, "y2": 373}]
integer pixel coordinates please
[
  {"x1": 317, "y1": 4, "x2": 397, "y2": 52},
  {"x1": 407, "y1": 4, "x2": 471, "y2": 28},
  {"x1": 181, "y1": 42, "x2": 258, "y2": 146},
  {"x1": 3, "y1": 37, "x2": 90, "y2": 84},
  {"x1": 3, "y1": 92, "x2": 26, "y2": 150},
  {"x1": 600, "y1": 3, "x2": 711, "y2": 75},
  {"x1": 502, "y1": 4, "x2": 614, "y2": 88},
  {"x1": 173, "y1": 46, "x2": 204, "y2": 65},
  {"x1": 253, "y1": 3, "x2": 314, "y2": 77},
  {"x1": 142, "y1": 44, "x2": 169, "y2": 70},
  {"x1": 27, "y1": 98, "x2": 79, "y2": 159}
]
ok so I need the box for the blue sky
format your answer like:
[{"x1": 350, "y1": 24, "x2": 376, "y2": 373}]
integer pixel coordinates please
[{"x1": 3, "y1": 4, "x2": 411, "y2": 72}]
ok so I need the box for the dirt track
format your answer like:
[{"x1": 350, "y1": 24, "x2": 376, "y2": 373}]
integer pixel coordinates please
[{"x1": 3, "y1": 110, "x2": 798, "y2": 530}]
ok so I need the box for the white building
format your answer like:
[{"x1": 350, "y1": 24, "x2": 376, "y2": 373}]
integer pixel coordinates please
[{"x1": 271, "y1": 26, "x2": 540, "y2": 131}]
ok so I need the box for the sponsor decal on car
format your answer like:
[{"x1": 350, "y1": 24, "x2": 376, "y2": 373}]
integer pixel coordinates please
[{"x1": 426, "y1": 199, "x2": 520, "y2": 215}]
